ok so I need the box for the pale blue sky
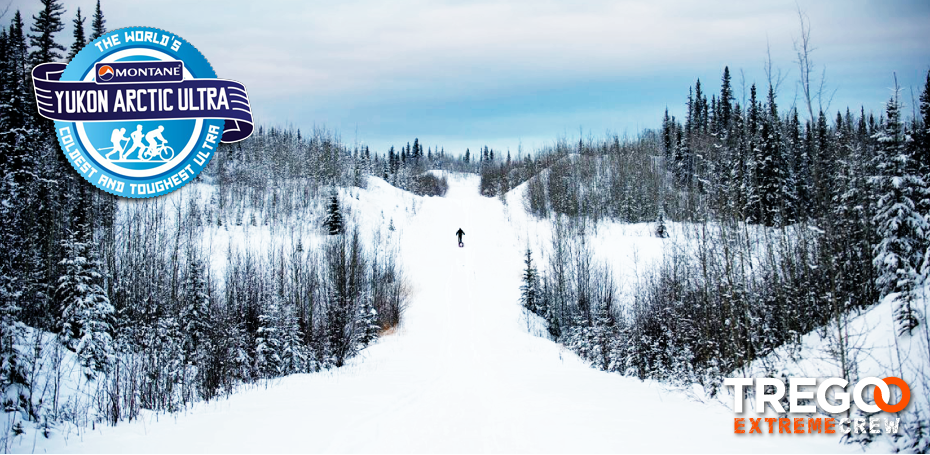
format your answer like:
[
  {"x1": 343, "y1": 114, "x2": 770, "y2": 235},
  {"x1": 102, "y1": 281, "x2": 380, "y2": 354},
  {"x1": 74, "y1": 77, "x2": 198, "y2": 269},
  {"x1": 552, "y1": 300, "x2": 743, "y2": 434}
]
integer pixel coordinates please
[{"x1": 7, "y1": 0, "x2": 930, "y2": 156}]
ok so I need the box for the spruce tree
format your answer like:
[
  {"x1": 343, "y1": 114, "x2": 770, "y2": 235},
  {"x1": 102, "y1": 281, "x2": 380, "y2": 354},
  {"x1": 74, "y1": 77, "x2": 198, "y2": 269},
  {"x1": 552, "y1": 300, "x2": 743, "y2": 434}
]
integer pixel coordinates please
[
  {"x1": 662, "y1": 108, "x2": 673, "y2": 159},
  {"x1": 67, "y1": 7, "x2": 85, "y2": 61},
  {"x1": 784, "y1": 109, "x2": 804, "y2": 221},
  {"x1": 357, "y1": 295, "x2": 380, "y2": 347},
  {"x1": 674, "y1": 87, "x2": 694, "y2": 187},
  {"x1": 28, "y1": 0, "x2": 67, "y2": 65},
  {"x1": 728, "y1": 103, "x2": 747, "y2": 217},
  {"x1": 5, "y1": 12, "x2": 30, "y2": 132},
  {"x1": 693, "y1": 79, "x2": 705, "y2": 132},
  {"x1": 743, "y1": 84, "x2": 761, "y2": 221},
  {"x1": 278, "y1": 302, "x2": 308, "y2": 374},
  {"x1": 719, "y1": 67, "x2": 733, "y2": 132},
  {"x1": 0, "y1": 167, "x2": 27, "y2": 402},
  {"x1": 56, "y1": 224, "x2": 114, "y2": 378},
  {"x1": 180, "y1": 255, "x2": 211, "y2": 364},
  {"x1": 324, "y1": 191, "x2": 343, "y2": 235},
  {"x1": 916, "y1": 71, "x2": 930, "y2": 168},
  {"x1": 90, "y1": 0, "x2": 106, "y2": 40},
  {"x1": 871, "y1": 85, "x2": 925, "y2": 335},
  {"x1": 255, "y1": 298, "x2": 283, "y2": 377},
  {"x1": 813, "y1": 111, "x2": 836, "y2": 218},
  {"x1": 917, "y1": 72, "x2": 930, "y2": 286},
  {"x1": 753, "y1": 85, "x2": 785, "y2": 226},
  {"x1": 520, "y1": 248, "x2": 538, "y2": 314}
]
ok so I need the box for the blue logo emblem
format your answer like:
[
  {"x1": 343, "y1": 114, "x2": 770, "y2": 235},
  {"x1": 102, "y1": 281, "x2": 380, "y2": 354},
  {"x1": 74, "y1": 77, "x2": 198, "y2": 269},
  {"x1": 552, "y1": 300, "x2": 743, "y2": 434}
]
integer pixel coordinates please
[{"x1": 32, "y1": 26, "x2": 254, "y2": 198}]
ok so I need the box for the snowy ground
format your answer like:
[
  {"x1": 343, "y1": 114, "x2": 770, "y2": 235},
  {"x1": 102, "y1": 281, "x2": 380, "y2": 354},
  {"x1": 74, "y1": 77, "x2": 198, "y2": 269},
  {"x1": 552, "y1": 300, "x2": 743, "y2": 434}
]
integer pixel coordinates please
[{"x1": 13, "y1": 174, "x2": 871, "y2": 453}]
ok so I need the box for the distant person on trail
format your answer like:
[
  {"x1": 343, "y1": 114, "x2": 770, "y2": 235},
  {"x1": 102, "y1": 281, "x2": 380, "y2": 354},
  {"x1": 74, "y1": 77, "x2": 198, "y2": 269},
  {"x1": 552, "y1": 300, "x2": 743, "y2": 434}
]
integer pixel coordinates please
[{"x1": 456, "y1": 228, "x2": 465, "y2": 247}]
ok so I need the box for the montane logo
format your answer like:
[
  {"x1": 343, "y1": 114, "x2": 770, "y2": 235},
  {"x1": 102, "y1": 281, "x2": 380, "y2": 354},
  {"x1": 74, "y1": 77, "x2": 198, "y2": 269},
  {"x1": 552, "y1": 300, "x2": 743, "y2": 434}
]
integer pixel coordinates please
[
  {"x1": 114, "y1": 66, "x2": 182, "y2": 78},
  {"x1": 94, "y1": 61, "x2": 184, "y2": 84},
  {"x1": 97, "y1": 65, "x2": 114, "y2": 81}
]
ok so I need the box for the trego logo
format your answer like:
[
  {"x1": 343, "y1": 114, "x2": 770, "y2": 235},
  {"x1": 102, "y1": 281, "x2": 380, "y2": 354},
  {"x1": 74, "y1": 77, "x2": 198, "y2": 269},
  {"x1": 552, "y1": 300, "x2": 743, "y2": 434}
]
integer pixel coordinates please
[
  {"x1": 31, "y1": 26, "x2": 253, "y2": 198},
  {"x1": 725, "y1": 377, "x2": 911, "y2": 436}
]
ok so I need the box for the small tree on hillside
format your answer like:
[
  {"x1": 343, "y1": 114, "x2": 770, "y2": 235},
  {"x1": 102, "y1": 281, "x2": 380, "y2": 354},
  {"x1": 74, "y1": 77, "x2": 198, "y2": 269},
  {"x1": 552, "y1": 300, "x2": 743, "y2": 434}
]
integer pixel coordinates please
[
  {"x1": 324, "y1": 190, "x2": 344, "y2": 235},
  {"x1": 520, "y1": 248, "x2": 539, "y2": 314}
]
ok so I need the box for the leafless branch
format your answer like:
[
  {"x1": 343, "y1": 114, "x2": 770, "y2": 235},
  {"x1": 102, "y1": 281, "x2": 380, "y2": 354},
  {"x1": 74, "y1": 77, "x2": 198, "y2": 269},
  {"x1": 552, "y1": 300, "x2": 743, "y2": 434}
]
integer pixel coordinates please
[
  {"x1": 765, "y1": 37, "x2": 788, "y2": 98},
  {"x1": 793, "y1": 5, "x2": 817, "y2": 122}
]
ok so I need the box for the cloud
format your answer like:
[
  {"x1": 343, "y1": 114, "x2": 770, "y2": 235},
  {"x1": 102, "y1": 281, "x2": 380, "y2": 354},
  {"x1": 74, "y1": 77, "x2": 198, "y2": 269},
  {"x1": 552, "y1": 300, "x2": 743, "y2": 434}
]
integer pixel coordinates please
[{"x1": 7, "y1": 0, "x2": 930, "y2": 153}]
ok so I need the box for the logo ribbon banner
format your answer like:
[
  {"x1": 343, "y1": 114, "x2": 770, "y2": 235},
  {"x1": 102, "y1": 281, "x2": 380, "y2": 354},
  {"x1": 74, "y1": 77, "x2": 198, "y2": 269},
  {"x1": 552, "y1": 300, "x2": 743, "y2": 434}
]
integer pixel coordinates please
[{"x1": 33, "y1": 62, "x2": 253, "y2": 143}]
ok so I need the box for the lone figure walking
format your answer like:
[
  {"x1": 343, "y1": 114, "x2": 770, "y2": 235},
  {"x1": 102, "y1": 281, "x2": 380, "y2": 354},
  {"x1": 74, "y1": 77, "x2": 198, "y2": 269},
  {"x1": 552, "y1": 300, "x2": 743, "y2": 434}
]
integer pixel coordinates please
[
  {"x1": 124, "y1": 125, "x2": 145, "y2": 160},
  {"x1": 455, "y1": 228, "x2": 465, "y2": 247}
]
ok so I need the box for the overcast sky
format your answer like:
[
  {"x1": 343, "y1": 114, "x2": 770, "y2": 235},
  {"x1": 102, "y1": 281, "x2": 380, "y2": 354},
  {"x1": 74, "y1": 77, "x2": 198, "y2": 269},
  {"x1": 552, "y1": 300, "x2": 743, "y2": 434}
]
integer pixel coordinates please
[{"x1": 6, "y1": 0, "x2": 930, "y2": 155}]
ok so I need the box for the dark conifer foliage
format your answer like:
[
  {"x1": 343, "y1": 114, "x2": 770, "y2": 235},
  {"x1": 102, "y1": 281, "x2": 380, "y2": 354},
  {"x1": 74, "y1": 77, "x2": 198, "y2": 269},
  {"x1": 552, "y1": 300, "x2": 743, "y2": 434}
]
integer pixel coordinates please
[
  {"x1": 870, "y1": 82, "x2": 925, "y2": 335},
  {"x1": 0, "y1": 2, "x2": 409, "y2": 431},
  {"x1": 28, "y1": 0, "x2": 66, "y2": 65},
  {"x1": 67, "y1": 7, "x2": 84, "y2": 61},
  {"x1": 375, "y1": 137, "x2": 452, "y2": 196},
  {"x1": 56, "y1": 223, "x2": 113, "y2": 378},
  {"x1": 512, "y1": 67, "x2": 930, "y2": 440},
  {"x1": 325, "y1": 190, "x2": 344, "y2": 235},
  {"x1": 89, "y1": 0, "x2": 106, "y2": 41},
  {"x1": 520, "y1": 248, "x2": 538, "y2": 314}
]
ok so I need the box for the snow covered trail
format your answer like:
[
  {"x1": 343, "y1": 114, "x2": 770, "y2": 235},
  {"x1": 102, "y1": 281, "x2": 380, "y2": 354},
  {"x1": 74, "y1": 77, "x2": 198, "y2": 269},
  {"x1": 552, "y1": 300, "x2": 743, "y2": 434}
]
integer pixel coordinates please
[{"x1": 28, "y1": 174, "x2": 861, "y2": 453}]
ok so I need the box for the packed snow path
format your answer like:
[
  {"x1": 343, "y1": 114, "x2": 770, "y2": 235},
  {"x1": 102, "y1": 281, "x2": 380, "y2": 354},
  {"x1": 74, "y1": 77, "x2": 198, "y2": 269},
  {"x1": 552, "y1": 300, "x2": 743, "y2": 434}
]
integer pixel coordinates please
[{"x1": 34, "y1": 175, "x2": 855, "y2": 453}]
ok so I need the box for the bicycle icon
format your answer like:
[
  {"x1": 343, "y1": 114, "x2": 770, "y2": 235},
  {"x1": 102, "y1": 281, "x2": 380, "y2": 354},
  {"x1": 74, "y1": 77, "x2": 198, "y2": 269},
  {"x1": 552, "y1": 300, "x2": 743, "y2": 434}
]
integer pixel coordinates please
[{"x1": 141, "y1": 143, "x2": 175, "y2": 161}]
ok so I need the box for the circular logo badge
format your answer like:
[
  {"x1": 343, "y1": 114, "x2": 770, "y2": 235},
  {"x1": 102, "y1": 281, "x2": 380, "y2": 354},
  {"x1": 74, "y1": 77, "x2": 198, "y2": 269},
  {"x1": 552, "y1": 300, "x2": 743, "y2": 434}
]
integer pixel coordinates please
[{"x1": 32, "y1": 27, "x2": 253, "y2": 198}]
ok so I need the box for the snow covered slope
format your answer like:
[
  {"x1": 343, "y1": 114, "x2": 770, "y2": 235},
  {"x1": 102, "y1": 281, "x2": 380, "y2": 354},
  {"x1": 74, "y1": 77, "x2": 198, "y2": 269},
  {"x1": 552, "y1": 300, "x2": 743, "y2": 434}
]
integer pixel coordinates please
[{"x1": 14, "y1": 174, "x2": 866, "y2": 453}]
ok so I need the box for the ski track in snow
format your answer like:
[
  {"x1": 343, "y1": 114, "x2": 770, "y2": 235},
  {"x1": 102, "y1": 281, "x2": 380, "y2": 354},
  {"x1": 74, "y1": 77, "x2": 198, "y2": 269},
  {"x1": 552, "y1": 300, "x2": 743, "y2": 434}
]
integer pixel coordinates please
[{"x1": 22, "y1": 174, "x2": 868, "y2": 453}]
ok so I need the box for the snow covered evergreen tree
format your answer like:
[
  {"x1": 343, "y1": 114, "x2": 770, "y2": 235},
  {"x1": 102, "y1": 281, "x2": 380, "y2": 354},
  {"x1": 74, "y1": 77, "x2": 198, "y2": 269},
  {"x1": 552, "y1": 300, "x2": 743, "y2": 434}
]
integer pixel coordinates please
[
  {"x1": 674, "y1": 88, "x2": 694, "y2": 187},
  {"x1": 743, "y1": 84, "x2": 762, "y2": 222},
  {"x1": 917, "y1": 72, "x2": 930, "y2": 287},
  {"x1": 324, "y1": 190, "x2": 344, "y2": 235},
  {"x1": 520, "y1": 248, "x2": 539, "y2": 314},
  {"x1": 255, "y1": 298, "x2": 283, "y2": 377},
  {"x1": 356, "y1": 295, "x2": 380, "y2": 348},
  {"x1": 752, "y1": 85, "x2": 786, "y2": 226},
  {"x1": 278, "y1": 301, "x2": 309, "y2": 374},
  {"x1": 56, "y1": 225, "x2": 114, "y2": 378},
  {"x1": 179, "y1": 255, "x2": 211, "y2": 365},
  {"x1": 324, "y1": 228, "x2": 366, "y2": 367},
  {"x1": 0, "y1": 269, "x2": 27, "y2": 408},
  {"x1": 871, "y1": 84, "x2": 925, "y2": 335}
]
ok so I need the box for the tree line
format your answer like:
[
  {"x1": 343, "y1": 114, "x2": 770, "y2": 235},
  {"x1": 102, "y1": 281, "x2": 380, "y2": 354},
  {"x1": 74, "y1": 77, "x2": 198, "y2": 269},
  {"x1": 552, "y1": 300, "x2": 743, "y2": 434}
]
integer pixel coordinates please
[
  {"x1": 516, "y1": 64, "x2": 930, "y2": 452},
  {"x1": 0, "y1": 0, "x2": 410, "y2": 441}
]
